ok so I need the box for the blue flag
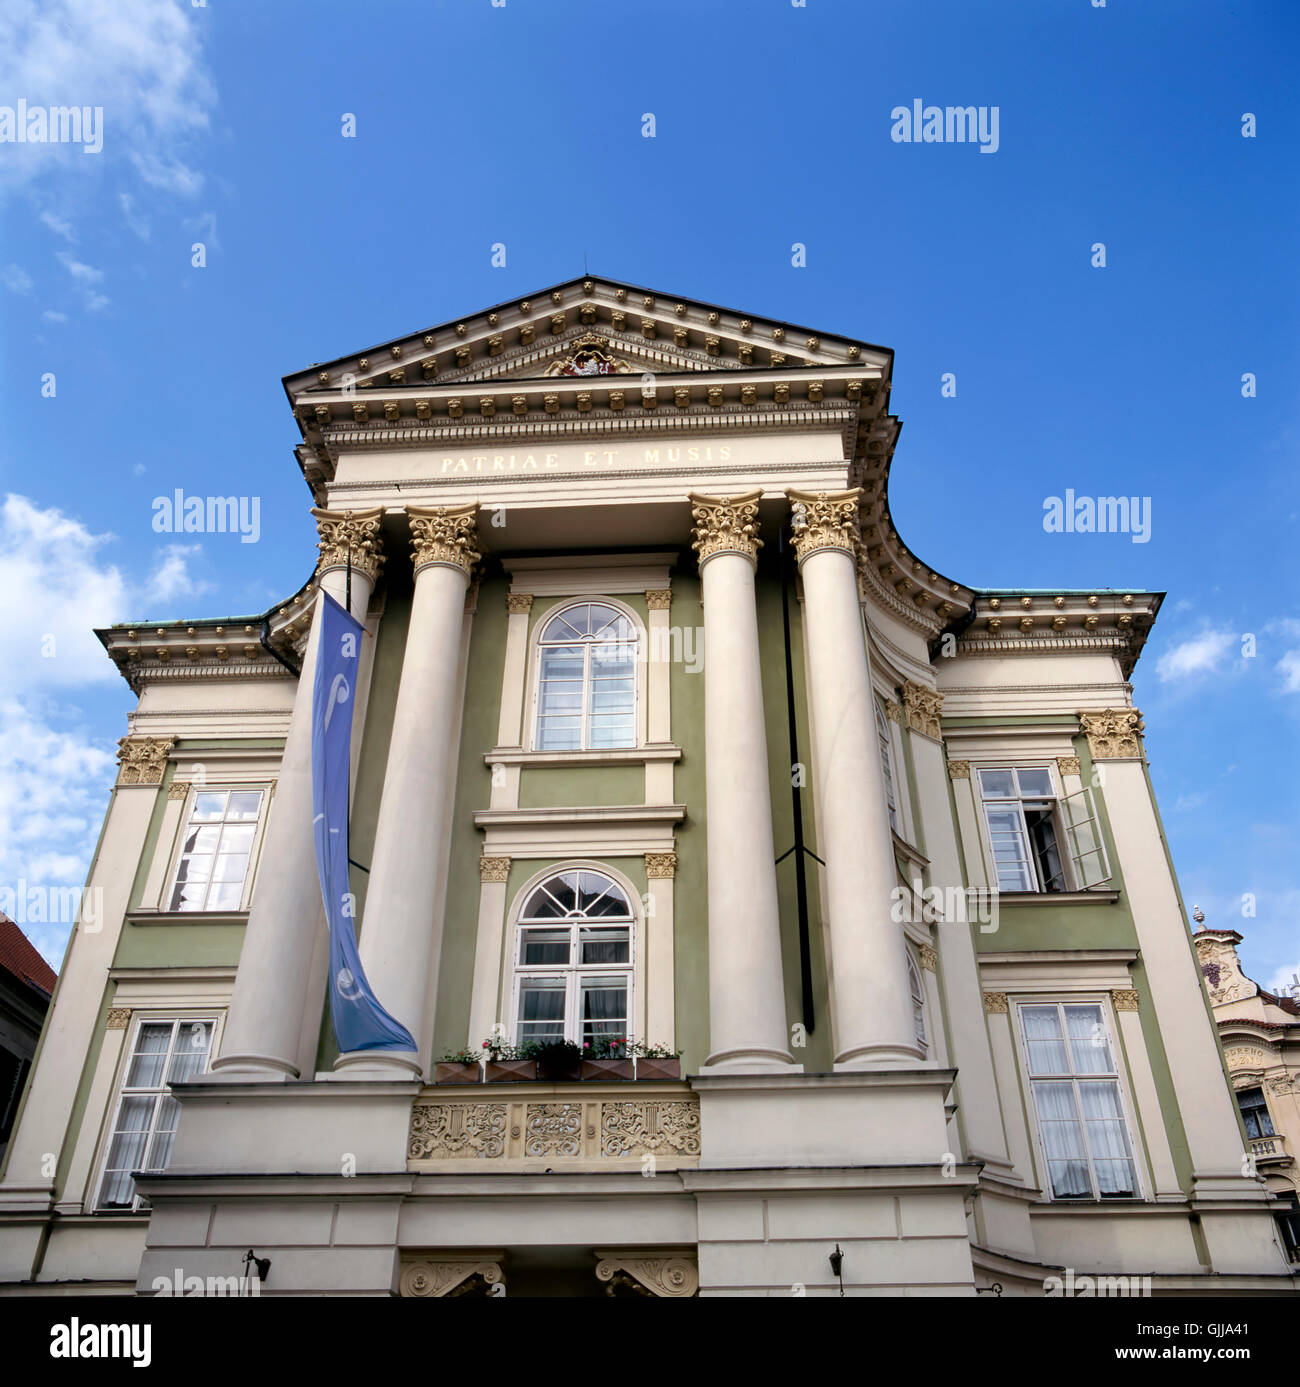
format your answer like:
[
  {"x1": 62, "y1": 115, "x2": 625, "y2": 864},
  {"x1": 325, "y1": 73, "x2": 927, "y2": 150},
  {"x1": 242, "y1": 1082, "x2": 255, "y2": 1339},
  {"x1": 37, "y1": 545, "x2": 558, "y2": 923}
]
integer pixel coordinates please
[{"x1": 311, "y1": 592, "x2": 416, "y2": 1055}]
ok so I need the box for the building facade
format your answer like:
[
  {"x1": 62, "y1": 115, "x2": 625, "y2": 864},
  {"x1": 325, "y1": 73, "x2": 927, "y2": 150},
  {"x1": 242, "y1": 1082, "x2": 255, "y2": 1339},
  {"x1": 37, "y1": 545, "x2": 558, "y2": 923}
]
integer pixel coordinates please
[
  {"x1": 0, "y1": 278, "x2": 1295, "y2": 1297},
  {"x1": 1196, "y1": 923, "x2": 1300, "y2": 1263},
  {"x1": 0, "y1": 917, "x2": 55, "y2": 1167}
]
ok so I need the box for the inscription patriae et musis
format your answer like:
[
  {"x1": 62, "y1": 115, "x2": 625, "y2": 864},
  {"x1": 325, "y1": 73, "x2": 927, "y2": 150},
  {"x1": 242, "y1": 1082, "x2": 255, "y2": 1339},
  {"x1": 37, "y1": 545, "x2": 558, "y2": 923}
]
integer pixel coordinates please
[{"x1": 439, "y1": 443, "x2": 734, "y2": 474}]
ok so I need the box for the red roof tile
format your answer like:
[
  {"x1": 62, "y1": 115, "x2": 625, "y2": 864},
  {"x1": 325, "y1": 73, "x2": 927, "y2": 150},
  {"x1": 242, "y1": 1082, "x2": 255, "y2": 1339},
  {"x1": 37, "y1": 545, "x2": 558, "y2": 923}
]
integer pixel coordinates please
[{"x1": 0, "y1": 915, "x2": 57, "y2": 996}]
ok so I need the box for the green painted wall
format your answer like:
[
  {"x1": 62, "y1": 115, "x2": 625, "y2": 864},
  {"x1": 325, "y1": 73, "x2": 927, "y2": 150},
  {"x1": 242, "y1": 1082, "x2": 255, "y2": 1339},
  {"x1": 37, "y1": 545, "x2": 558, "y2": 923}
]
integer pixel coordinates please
[{"x1": 519, "y1": 765, "x2": 643, "y2": 808}]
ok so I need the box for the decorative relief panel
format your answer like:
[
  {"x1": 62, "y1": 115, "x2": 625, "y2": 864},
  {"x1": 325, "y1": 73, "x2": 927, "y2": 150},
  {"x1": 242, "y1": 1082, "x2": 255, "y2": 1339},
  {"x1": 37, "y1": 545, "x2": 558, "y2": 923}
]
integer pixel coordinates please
[
  {"x1": 1078, "y1": 708, "x2": 1144, "y2": 760},
  {"x1": 407, "y1": 1087, "x2": 701, "y2": 1169},
  {"x1": 400, "y1": 1258, "x2": 506, "y2": 1298},
  {"x1": 408, "y1": 1102, "x2": 508, "y2": 1160},
  {"x1": 595, "y1": 1252, "x2": 698, "y2": 1298},
  {"x1": 1223, "y1": 1046, "x2": 1272, "y2": 1072},
  {"x1": 115, "y1": 736, "x2": 176, "y2": 786}
]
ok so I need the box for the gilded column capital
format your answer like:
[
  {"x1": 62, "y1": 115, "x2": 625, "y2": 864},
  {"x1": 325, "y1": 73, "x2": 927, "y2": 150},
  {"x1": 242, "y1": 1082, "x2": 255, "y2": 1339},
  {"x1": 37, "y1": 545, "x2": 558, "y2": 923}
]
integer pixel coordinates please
[
  {"x1": 947, "y1": 759, "x2": 970, "y2": 780},
  {"x1": 506, "y1": 592, "x2": 534, "y2": 615},
  {"x1": 167, "y1": 779, "x2": 192, "y2": 801},
  {"x1": 408, "y1": 502, "x2": 481, "y2": 577},
  {"x1": 645, "y1": 851, "x2": 677, "y2": 880},
  {"x1": 115, "y1": 735, "x2": 176, "y2": 786},
  {"x1": 688, "y1": 490, "x2": 762, "y2": 568},
  {"x1": 919, "y1": 943, "x2": 938, "y2": 972},
  {"x1": 983, "y1": 991, "x2": 1009, "y2": 1014},
  {"x1": 1078, "y1": 708, "x2": 1144, "y2": 760},
  {"x1": 787, "y1": 487, "x2": 862, "y2": 564},
  {"x1": 901, "y1": 681, "x2": 943, "y2": 740},
  {"x1": 883, "y1": 698, "x2": 902, "y2": 724},
  {"x1": 106, "y1": 1008, "x2": 132, "y2": 1029},
  {"x1": 1057, "y1": 756, "x2": 1082, "y2": 777},
  {"x1": 311, "y1": 506, "x2": 385, "y2": 580},
  {"x1": 645, "y1": 589, "x2": 673, "y2": 611},
  {"x1": 1111, "y1": 988, "x2": 1140, "y2": 1012},
  {"x1": 478, "y1": 856, "x2": 511, "y2": 884}
]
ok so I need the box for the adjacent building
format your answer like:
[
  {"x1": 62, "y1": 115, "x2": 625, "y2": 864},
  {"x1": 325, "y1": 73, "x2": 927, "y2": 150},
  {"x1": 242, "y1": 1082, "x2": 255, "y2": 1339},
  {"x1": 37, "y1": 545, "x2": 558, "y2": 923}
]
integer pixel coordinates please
[
  {"x1": 0, "y1": 278, "x2": 1295, "y2": 1296},
  {"x1": 0, "y1": 918, "x2": 55, "y2": 1167}
]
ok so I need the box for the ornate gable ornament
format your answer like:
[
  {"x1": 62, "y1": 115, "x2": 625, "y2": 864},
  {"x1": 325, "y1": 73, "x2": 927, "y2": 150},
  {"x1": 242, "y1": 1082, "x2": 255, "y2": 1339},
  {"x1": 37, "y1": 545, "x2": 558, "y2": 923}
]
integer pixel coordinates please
[
  {"x1": 543, "y1": 333, "x2": 633, "y2": 377},
  {"x1": 1078, "y1": 708, "x2": 1144, "y2": 760}
]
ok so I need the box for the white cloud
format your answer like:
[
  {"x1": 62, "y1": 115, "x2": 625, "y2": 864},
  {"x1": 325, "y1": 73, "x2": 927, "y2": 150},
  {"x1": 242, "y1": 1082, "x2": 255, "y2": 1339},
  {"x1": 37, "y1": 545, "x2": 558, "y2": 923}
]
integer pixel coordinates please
[
  {"x1": 39, "y1": 209, "x2": 75, "y2": 241},
  {"x1": 0, "y1": 0, "x2": 216, "y2": 195},
  {"x1": 118, "y1": 191, "x2": 150, "y2": 240},
  {"x1": 41, "y1": 309, "x2": 67, "y2": 323},
  {"x1": 1279, "y1": 651, "x2": 1300, "y2": 694},
  {"x1": 130, "y1": 149, "x2": 204, "y2": 197},
  {"x1": 55, "y1": 251, "x2": 103, "y2": 283},
  {"x1": 0, "y1": 494, "x2": 214, "y2": 966},
  {"x1": 2, "y1": 263, "x2": 34, "y2": 294},
  {"x1": 83, "y1": 290, "x2": 110, "y2": 313},
  {"x1": 1155, "y1": 628, "x2": 1236, "y2": 683}
]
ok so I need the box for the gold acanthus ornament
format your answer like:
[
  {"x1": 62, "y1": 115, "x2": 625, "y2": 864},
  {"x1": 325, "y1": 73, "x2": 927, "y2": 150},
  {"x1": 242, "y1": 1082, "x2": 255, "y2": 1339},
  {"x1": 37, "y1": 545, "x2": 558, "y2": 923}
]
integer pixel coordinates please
[
  {"x1": 115, "y1": 736, "x2": 177, "y2": 786},
  {"x1": 408, "y1": 502, "x2": 481, "y2": 577},
  {"x1": 786, "y1": 487, "x2": 862, "y2": 562},
  {"x1": 1078, "y1": 708, "x2": 1145, "y2": 760},
  {"x1": 311, "y1": 506, "x2": 385, "y2": 581},
  {"x1": 688, "y1": 490, "x2": 763, "y2": 566},
  {"x1": 902, "y1": 681, "x2": 944, "y2": 740}
]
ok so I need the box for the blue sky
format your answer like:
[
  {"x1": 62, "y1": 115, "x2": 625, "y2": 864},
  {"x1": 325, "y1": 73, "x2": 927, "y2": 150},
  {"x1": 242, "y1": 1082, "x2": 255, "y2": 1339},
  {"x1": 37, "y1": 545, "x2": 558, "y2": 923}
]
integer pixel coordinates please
[{"x1": 1, "y1": 0, "x2": 1296, "y2": 988}]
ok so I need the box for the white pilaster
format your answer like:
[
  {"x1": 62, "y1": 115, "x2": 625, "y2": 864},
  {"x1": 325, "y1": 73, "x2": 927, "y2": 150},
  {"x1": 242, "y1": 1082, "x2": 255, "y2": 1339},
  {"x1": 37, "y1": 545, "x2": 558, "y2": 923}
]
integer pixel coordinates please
[
  {"x1": 212, "y1": 507, "x2": 382, "y2": 1079},
  {"x1": 645, "y1": 850, "x2": 677, "y2": 1050},
  {"x1": 789, "y1": 489, "x2": 921, "y2": 1067},
  {"x1": 337, "y1": 503, "x2": 479, "y2": 1079},
  {"x1": 689, "y1": 492, "x2": 797, "y2": 1073},
  {"x1": 467, "y1": 857, "x2": 511, "y2": 1046}
]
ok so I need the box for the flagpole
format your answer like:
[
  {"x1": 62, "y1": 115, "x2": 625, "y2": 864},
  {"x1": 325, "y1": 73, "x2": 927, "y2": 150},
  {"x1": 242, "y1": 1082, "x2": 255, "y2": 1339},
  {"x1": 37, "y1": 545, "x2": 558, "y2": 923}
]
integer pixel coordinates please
[{"x1": 345, "y1": 544, "x2": 352, "y2": 614}]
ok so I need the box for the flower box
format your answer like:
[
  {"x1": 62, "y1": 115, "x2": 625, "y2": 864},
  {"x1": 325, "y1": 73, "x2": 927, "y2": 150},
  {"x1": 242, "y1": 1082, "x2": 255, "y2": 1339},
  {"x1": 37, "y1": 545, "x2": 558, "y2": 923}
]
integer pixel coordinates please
[
  {"x1": 581, "y1": 1058, "x2": 636, "y2": 1081},
  {"x1": 633, "y1": 1057, "x2": 681, "y2": 1081},
  {"x1": 434, "y1": 1061, "x2": 482, "y2": 1084},
  {"x1": 483, "y1": 1058, "x2": 537, "y2": 1082}
]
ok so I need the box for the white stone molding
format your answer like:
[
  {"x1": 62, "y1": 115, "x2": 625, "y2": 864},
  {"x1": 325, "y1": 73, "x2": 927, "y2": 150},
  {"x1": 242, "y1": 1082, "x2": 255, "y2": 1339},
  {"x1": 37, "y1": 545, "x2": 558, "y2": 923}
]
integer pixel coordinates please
[
  {"x1": 473, "y1": 804, "x2": 684, "y2": 858},
  {"x1": 594, "y1": 1251, "x2": 698, "y2": 1298},
  {"x1": 505, "y1": 553, "x2": 676, "y2": 597}
]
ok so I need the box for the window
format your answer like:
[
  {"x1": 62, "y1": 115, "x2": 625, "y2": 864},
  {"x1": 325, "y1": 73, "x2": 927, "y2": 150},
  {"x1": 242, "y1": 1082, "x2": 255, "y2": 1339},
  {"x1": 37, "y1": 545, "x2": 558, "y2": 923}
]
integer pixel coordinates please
[
  {"x1": 1237, "y1": 1086, "x2": 1275, "y2": 1139},
  {"x1": 977, "y1": 766, "x2": 1109, "y2": 893},
  {"x1": 1019, "y1": 1002, "x2": 1138, "y2": 1200},
  {"x1": 875, "y1": 700, "x2": 899, "y2": 834},
  {"x1": 96, "y1": 1017, "x2": 216, "y2": 1210},
  {"x1": 534, "y1": 602, "x2": 638, "y2": 751},
  {"x1": 169, "y1": 788, "x2": 264, "y2": 911},
  {"x1": 512, "y1": 869, "x2": 633, "y2": 1047},
  {"x1": 908, "y1": 954, "x2": 928, "y2": 1052}
]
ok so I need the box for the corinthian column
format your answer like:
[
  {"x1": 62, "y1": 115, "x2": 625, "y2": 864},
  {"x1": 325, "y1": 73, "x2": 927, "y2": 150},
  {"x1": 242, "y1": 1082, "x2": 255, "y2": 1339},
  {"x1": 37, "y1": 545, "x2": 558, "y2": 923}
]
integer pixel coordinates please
[
  {"x1": 213, "y1": 507, "x2": 384, "y2": 1078},
  {"x1": 788, "y1": 489, "x2": 922, "y2": 1067},
  {"x1": 336, "y1": 503, "x2": 480, "y2": 1078},
  {"x1": 689, "y1": 491, "x2": 797, "y2": 1072}
]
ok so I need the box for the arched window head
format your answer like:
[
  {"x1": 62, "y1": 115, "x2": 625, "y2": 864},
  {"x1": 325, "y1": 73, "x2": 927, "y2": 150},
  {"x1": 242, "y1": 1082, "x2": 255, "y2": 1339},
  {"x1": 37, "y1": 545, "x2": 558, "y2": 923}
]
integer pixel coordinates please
[
  {"x1": 534, "y1": 602, "x2": 638, "y2": 751},
  {"x1": 875, "y1": 700, "x2": 899, "y2": 833},
  {"x1": 513, "y1": 869, "x2": 634, "y2": 1047},
  {"x1": 908, "y1": 954, "x2": 928, "y2": 1052}
]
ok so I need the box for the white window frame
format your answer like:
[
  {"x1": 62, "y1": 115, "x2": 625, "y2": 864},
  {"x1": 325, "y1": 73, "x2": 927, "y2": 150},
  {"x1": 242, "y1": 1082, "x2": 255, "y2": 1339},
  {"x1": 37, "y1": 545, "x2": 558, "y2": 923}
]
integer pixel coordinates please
[
  {"x1": 165, "y1": 784, "x2": 271, "y2": 913},
  {"x1": 907, "y1": 952, "x2": 928, "y2": 1054},
  {"x1": 975, "y1": 764, "x2": 1110, "y2": 893},
  {"x1": 507, "y1": 867, "x2": 638, "y2": 1047},
  {"x1": 91, "y1": 1011, "x2": 222, "y2": 1213},
  {"x1": 528, "y1": 599, "x2": 645, "y2": 753},
  {"x1": 1012, "y1": 997, "x2": 1144, "y2": 1203}
]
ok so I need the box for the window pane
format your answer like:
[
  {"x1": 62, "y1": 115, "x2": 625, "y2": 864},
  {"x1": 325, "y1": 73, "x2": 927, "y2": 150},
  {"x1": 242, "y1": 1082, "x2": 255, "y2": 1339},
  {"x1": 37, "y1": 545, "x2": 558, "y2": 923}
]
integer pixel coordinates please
[
  {"x1": 539, "y1": 647, "x2": 585, "y2": 679},
  {"x1": 127, "y1": 1025, "x2": 173, "y2": 1088},
  {"x1": 226, "y1": 791, "x2": 262, "y2": 820},
  {"x1": 587, "y1": 715, "x2": 635, "y2": 749},
  {"x1": 520, "y1": 929, "x2": 571, "y2": 966},
  {"x1": 1064, "y1": 1005, "x2": 1112, "y2": 1073},
  {"x1": 978, "y1": 769, "x2": 1015, "y2": 798},
  {"x1": 580, "y1": 979, "x2": 627, "y2": 1042},
  {"x1": 985, "y1": 807, "x2": 1033, "y2": 891},
  {"x1": 1017, "y1": 768, "x2": 1053, "y2": 797},
  {"x1": 580, "y1": 927, "x2": 630, "y2": 964},
  {"x1": 1031, "y1": 1082, "x2": 1092, "y2": 1198},
  {"x1": 1022, "y1": 1006, "x2": 1069, "y2": 1075},
  {"x1": 211, "y1": 852, "x2": 249, "y2": 884},
  {"x1": 517, "y1": 978, "x2": 566, "y2": 1042},
  {"x1": 536, "y1": 718, "x2": 582, "y2": 751},
  {"x1": 167, "y1": 1022, "x2": 213, "y2": 1081},
  {"x1": 521, "y1": 884, "x2": 569, "y2": 919},
  {"x1": 190, "y1": 792, "x2": 228, "y2": 822},
  {"x1": 184, "y1": 825, "x2": 222, "y2": 855}
]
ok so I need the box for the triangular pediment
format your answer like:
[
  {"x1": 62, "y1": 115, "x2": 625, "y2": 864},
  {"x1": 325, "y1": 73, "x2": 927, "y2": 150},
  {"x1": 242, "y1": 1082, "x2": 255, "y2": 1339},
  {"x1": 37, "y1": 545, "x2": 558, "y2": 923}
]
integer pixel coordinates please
[{"x1": 283, "y1": 276, "x2": 891, "y2": 398}]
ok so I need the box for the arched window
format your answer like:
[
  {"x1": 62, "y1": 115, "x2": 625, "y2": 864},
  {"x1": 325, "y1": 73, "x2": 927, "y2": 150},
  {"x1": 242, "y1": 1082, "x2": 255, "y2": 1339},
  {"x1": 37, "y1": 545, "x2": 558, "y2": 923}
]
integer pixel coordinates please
[
  {"x1": 534, "y1": 602, "x2": 639, "y2": 751},
  {"x1": 512, "y1": 869, "x2": 634, "y2": 1046},
  {"x1": 876, "y1": 700, "x2": 899, "y2": 833},
  {"x1": 908, "y1": 954, "x2": 928, "y2": 1053}
]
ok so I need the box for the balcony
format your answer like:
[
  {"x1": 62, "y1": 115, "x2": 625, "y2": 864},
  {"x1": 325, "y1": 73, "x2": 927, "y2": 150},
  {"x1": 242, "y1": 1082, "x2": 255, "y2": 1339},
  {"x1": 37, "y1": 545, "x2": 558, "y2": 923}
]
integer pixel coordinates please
[
  {"x1": 407, "y1": 1079, "x2": 700, "y2": 1173},
  {"x1": 1248, "y1": 1133, "x2": 1293, "y2": 1166}
]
